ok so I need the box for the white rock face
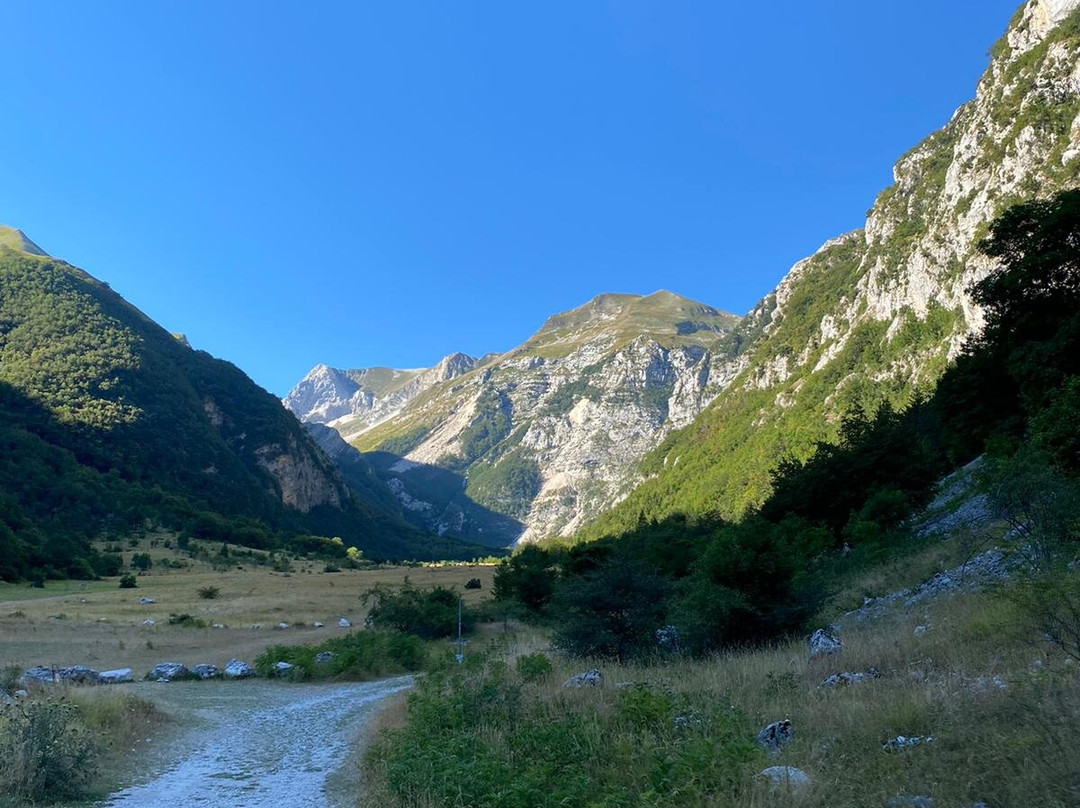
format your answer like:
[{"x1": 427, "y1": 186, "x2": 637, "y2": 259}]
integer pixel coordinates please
[{"x1": 284, "y1": 353, "x2": 480, "y2": 437}]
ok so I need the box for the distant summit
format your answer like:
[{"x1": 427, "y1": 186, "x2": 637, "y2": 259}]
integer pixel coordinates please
[{"x1": 0, "y1": 226, "x2": 48, "y2": 257}]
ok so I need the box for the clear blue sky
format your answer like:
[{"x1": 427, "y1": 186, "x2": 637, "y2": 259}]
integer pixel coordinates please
[{"x1": 1, "y1": 1, "x2": 1020, "y2": 396}]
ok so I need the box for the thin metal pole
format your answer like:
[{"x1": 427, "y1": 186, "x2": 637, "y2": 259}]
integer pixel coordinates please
[{"x1": 456, "y1": 596, "x2": 464, "y2": 664}]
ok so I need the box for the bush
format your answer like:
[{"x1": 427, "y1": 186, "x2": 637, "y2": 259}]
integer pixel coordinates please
[
  {"x1": 515, "y1": 652, "x2": 553, "y2": 682},
  {"x1": 0, "y1": 700, "x2": 97, "y2": 801},
  {"x1": 168, "y1": 613, "x2": 207, "y2": 628},
  {"x1": 197, "y1": 586, "x2": 220, "y2": 600},
  {"x1": 253, "y1": 630, "x2": 426, "y2": 680},
  {"x1": 130, "y1": 552, "x2": 152, "y2": 571},
  {"x1": 366, "y1": 584, "x2": 474, "y2": 640},
  {"x1": 118, "y1": 574, "x2": 137, "y2": 589},
  {"x1": 464, "y1": 577, "x2": 482, "y2": 590}
]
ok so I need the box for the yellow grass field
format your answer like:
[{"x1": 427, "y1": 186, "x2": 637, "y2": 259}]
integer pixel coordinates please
[{"x1": 0, "y1": 537, "x2": 496, "y2": 677}]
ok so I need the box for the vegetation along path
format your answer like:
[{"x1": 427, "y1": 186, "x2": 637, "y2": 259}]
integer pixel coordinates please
[{"x1": 101, "y1": 676, "x2": 413, "y2": 808}]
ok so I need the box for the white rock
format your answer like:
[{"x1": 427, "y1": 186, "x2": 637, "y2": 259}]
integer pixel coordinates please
[
  {"x1": 808, "y1": 628, "x2": 842, "y2": 659},
  {"x1": 758, "y1": 766, "x2": 811, "y2": 788},
  {"x1": 338, "y1": 618, "x2": 351, "y2": 628},
  {"x1": 563, "y1": 669, "x2": 603, "y2": 688},
  {"x1": 223, "y1": 659, "x2": 254, "y2": 679},
  {"x1": 99, "y1": 668, "x2": 134, "y2": 684}
]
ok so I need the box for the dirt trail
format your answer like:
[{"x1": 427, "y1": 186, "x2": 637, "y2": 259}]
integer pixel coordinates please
[{"x1": 101, "y1": 677, "x2": 412, "y2": 808}]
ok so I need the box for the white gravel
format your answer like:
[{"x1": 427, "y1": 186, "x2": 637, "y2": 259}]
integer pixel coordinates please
[{"x1": 101, "y1": 676, "x2": 413, "y2": 808}]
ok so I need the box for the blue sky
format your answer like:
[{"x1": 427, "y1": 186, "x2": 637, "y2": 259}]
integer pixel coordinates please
[{"x1": 1, "y1": 1, "x2": 1020, "y2": 395}]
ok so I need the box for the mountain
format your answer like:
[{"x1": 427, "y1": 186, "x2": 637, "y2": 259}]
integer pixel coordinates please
[
  {"x1": 581, "y1": 0, "x2": 1080, "y2": 539},
  {"x1": 290, "y1": 290, "x2": 741, "y2": 544},
  {"x1": 0, "y1": 228, "x2": 480, "y2": 578},
  {"x1": 284, "y1": 353, "x2": 483, "y2": 438}
]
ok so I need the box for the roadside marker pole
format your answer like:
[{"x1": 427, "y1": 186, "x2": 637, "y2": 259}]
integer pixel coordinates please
[{"x1": 455, "y1": 596, "x2": 464, "y2": 664}]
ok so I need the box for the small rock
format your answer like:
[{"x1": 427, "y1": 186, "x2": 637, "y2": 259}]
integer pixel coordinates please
[
  {"x1": 757, "y1": 719, "x2": 794, "y2": 754},
  {"x1": 191, "y1": 664, "x2": 219, "y2": 680},
  {"x1": 146, "y1": 663, "x2": 190, "y2": 682},
  {"x1": 315, "y1": 652, "x2": 335, "y2": 664},
  {"x1": 99, "y1": 668, "x2": 134, "y2": 684},
  {"x1": 138, "y1": 597, "x2": 156, "y2": 605},
  {"x1": 758, "y1": 766, "x2": 811, "y2": 788},
  {"x1": 338, "y1": 618, "x2": 351, "y2": 628},
  {"x1": 313, "y1": 621, "x2": 325, "y2": 628},
  {"x1": 563, "y1": 669, "x2": 603, "y2": 688},
  {"x1": 0, "y1": 691, "x2": 14, "y2": 706},
  {"x1": 886, "y1": 797, "x2": 933, "y2": 808},
  {"x1": 13, "y1": 690, "x2": 27, "y2": 700},
  {"x1": 823, "y1": 667, "x2": 880, "y2": 688},
  {"x1": 276, "y1": 622, "x2": 290, "y2": 630},
  {"x1": 672, "y1": 712, "x2": 703, "y2": 730},
  {"x1": 883, "y1": 735, "x2": 933, "y2": 752},
  {"x1": 274, "y1": 661, "x2": 295, "y2": 677},
  {"x1": 212, "y1": 624, "x2": 225, "y2": 629},
  {"x1": 914, "y1": 625, "x2": 930, "y2": 637},
  {"x1": 223, "y1": 659, "x2": 254, "y2": 679},
  {"x1": 142, "y1": 619, "x2": 156, "y2": 627},
  {"x1": 809, "y1": 628, "x2": 842, "y2": 659}
]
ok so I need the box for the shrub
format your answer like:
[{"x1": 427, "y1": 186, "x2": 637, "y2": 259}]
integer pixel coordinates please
[
  {"x1": 366, "y1": 584, "x2": 474, "y2": 640},
  {"x1": 197, "y1": 586, "x2": 220, "y2": 600},
  {"x1": 130, "y1": 552, "x2": 152, "y2": 571},
  {"x1": 168, "y1": 613, "x2": 207, "y2": 628},
  {"x1": 464, "y1": 577, "x2": 482, "y2": 590},
  {"x1": 118, "y1": 574, "x2": 137, "y2": 589},
  {"x1": 0, "y1": 700, "x2": 97, "y2": 801},
  {"x1": 253, "y1": 630, "x2": 426, "y2": 680},
  {"x1": 515, "y1": 652, "x2": 553, "y2": 682}
]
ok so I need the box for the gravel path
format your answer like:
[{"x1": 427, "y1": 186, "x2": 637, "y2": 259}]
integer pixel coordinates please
[{"x1": 101, "y1": 676, "x2": 413, "y2": 808}]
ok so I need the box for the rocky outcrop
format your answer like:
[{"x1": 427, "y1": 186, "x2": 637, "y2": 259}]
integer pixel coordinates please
[{"x1": 284, "y1": 353, "x2": 481, "y2": 435}]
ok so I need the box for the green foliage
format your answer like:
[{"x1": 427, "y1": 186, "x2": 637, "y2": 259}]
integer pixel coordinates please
[
  {"x1": 253, "y1": 630, "x2": 426, "y2": 680},
  {"x1": 196, "y1": 585, "x2": 220, "y2": 600},
  {"x1": 365, "y1": 583, "x2": 474, "y2": 640},
  {"x1": 514, "y1": 652, "x2": 553, "y2": 682},
  {"x1": 0, "y1": 700, "x2": 97, "y2": 801},
  {"x1": 465, "y1": 451, "x2": 541, "y2": 518},
  {"x1": 368, "y1": 659, "x2": 760, "y2": 808},
  {"x1": 167, "y1": 613, "x2": 207, "y2": 628},
  {"x1": 118, "y1": 574, "x2": 137, "y2": 589},
  {"x1": 492, "y1": 545, "x2": 558, "y2": 613},
  {"x1": 130, "y1": 552, "x2": 152, "y2": 571},
  {"x1": 375, "y1": 424, "x2": 432, "y2": 457},
  {"x1": 458, "y1": 387, "x2": 512, "y2": 464},
  {"x1": 464, "y1": 577, "x2": 482, "y2": 590}
]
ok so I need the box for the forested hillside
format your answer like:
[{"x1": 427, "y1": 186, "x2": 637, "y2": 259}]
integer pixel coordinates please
[{"x1": 0, "y1": 233, "x2": 481, "y2": 580}]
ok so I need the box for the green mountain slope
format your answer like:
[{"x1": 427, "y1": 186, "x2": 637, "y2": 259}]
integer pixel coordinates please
[
  {"x1": 582, "y1": 0, "x2": 1080, "y2": 539},
  {"x1": 0, "y1": 233, "x2": 481, "y2": 577}
]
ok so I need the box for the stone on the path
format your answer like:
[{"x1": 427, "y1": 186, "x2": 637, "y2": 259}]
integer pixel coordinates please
[
  {"x1": 223, "y1": 659, "x2": 254, "y2": 679},
  {"x1": 338, "y1": 618, "x2": 351, "y2": 628},
  {"x1": 147, "y1": 663, "x2": 190, "y2": 682},
  {"x1": 139, "y1": 597, "x2": 156, "y2": 605},
  {"x1": 758, "y1": 766, "x2": 811, "y2": 788},
  {"x1": 757, "y1": 719, "x2": 794, "y2": 754},
  {"x1": 276, "y1": 622, "x2": 290, "y2": 630},
  {"x1": 100, "y1": 668, "x2": 134, "y2": 684},
  {"x1": 315, "y1": 652, "x2": 335, "y2": 664},
  {"x1": 883, "y1": 735, "x2": 932, "y2": 752},
  {"x1": 313, "y1": 621, "x2": 325, "y2": 628},
  {"x1": 808, "y1": 628, "x2": 842, "y2": 659},
  {"x1": 822, "y1": 667, "x2": 879, "y2": 688},
  {"x1": 191, "y1": 664, "x2": 219, "y2": 680},
  {"x1": 563, "y1": 669, "x2": 603, "y2": 688},
  {"x1": 142, "y1": 619, "x2": 156, "y2": 627},
  {"x1": 274, "y1": 661, "x2": 295, "y2": 677},
  {"x1": 886, "y1": 797, "x2": 933, "y2": 808}
]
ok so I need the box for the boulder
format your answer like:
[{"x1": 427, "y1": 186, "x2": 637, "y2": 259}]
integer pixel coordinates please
[
  {"x1": 315, "y1": 652, "x2": 335, "y2": 664},
  {"x1": 563, "y1": 669, "x2": 603, "y2": 688},
  {"x1": 274, "y1": 661, "x2": 295, "y2": 677},
  {"x1": 138, "y1": 597, "x2": 156, "y2": 605},
  {"x1": 223, "y1": 659, "x2": 254, "y2": 679},
  {"x1": 99, "y1": 668, "x2": 134, "y2": 684},
  {"x1": 822, "y1": 667, "x2": 880, "y2": 688},
  {"x1": 883, "y1": 735, "x2": 933, "y2": 752},
  {"x1": 914, "y1": 624, "x2": 930, "y2": 637},
  {"x1": 808, "y1": 628, "x2": 842, "y2": 660},
  {"x1": 757, "y1": 719, "x2": 794, "y2": 755},
  {"x1": 313, "y1": 621, "x2": 325, "y2": 628},
  {"x1": 191, "y1": 664, "x2": 219, "y2": 680},
  {"x1": 21, "y1": 666, "x2": 56, "y2": 686},
  {"x1": 146, "y1": 662, "x2": 190, "y2": 682},
  {"x1": 655, "y1": 625, "x2": 681, "y2": 651},
  {"x1": 276, "y1": 622, "x2": 290, "y2": 630},
  {"x1": 338, "y1": 618, "x2": 351, "y2": 628},
  {"x1": 758, "y1": 766, "x2": 811, "y2": 789},
  {"x1": 1, "y1": 691, "x2": 13, "y2": 706},
  {"x1": 142, "y1": 619, "x2": 156, "y2": 627},
  {"x1": 21, "y1": 666, "x2": 101, "y2": 686},
  {"x1": 13, "y1": 690, "x2": 27, "y2": 700}
]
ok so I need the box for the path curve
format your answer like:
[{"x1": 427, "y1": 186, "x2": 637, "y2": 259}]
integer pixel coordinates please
[{"x1": 102, "y1": 676, "x2": 412, "y2": 808}]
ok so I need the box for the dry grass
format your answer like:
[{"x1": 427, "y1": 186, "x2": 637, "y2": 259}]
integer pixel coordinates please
[
  {"x1": 0, "y1": 536, "x2": 496, "y2": 676},
  {"x1": 365, "y1": 585, "x2": 1080, "y2": 808}
]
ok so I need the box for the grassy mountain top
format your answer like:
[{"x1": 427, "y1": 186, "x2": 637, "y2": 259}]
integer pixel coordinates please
[
  {"x1": 0, "y1": 225, "x2": 48, "y2": 256},
  {"x1": 523, "y1": 290, "x2": 740, "y2": 359}
]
